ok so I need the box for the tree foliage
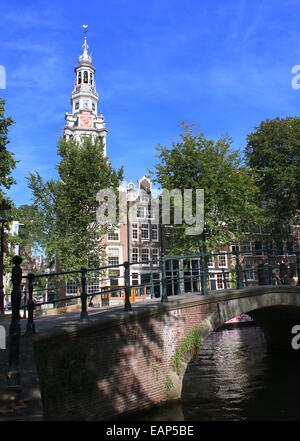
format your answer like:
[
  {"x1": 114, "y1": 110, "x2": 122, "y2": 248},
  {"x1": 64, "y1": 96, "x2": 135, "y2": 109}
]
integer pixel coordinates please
[
  {"x1": 245, "y1": 117, "x2": 300, "y2": 239},
  {"x1": 0, "y1": 98, "x2": 17, "y2": 202},
  {"x1": 28, "y1": 136, "x2": 123, "y2": 270},
  {"x1": 152, "y1": 123, "x2": 262, "y2": 253}
]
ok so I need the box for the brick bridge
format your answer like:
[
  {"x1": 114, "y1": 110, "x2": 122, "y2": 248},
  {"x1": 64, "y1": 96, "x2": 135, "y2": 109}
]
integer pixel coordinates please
[{"x1": 26, "y1": 285, "x2": 300, "y2": 420}]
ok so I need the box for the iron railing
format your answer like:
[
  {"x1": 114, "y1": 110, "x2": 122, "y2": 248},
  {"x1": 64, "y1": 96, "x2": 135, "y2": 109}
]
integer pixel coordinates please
[{"x1": 5, "y1": 249, "x2": 300, "y2": 388}]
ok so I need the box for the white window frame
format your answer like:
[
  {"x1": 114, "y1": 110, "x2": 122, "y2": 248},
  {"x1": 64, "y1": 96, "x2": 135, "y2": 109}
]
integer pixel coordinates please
[
  {"x1": 132, "y1": 223, "x2": 138, "y2": 241},
  {"x1": 141, "y1": 248, "x2": 150, "y2": 266},
  {"x1": 152, "y1": 248, "x2": 159, "y2": 266},
  {"x1": 137, "y1": 206, "x2": 145, "y2": 219},
  {"x1": 218, "y1": 253, "x2": 227, "y2": 268},
  {"x1": 208, "y1": 255, "x2": 215, "y2": 268},
  {"x1": 244, "y1": 265, "x2": 255, "y2": 281},
  {"x1": 107, "y1": 227, "x2": 120, "y2": 241},
  {"x1": 132, "y1": 247, "x2": 139, "y2": 263},
  {"x1": 141, "y1": 223, "x2": 149, "y2": 241},
  {"x1": 217, "y1": 273, "x2": 224, "y2": 290},
  {"x1": 241, "y1": 242, "x2": 252, "y2": 255},
  {"x1": 107, "y1": 247, "x2": 120, "y2": 267},
  {"x1": 66, "y1": 280, "x2": 78, "y2": 296},
  {"x1": 151, "y1": 224, "x2": 159, "y2": 241}
]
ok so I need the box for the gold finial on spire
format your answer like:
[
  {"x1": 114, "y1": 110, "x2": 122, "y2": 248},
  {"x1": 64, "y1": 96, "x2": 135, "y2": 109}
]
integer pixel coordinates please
[{"x1": 82, "y1": 24, "x2": 88, "y2": 46}]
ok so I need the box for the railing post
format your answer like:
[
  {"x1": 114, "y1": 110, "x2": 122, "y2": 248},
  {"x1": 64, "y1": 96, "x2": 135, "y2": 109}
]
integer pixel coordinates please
[
  {"x1": 222, "y1": 269, "x2": 227, "y2": 289},
  {"x1": 150, "y1": 271, "x2": 154, "y2": 299},
  {"x1": 124, "y1": 261, "x2": 132, "y2": 311},
  {"x1": 267, "y1": 244, "x2": 273, "y2": 285},
  {"x1": 235, "y1": 249, "x2": 243, "y2": 289},
  {"x1": 7, "y1": 255, "x2": 22, "y2": 389},
  {"x1": 161, "y1": 254, "x2": 168, "y2": 303},
  {"x1": 26, "y1": 272, "x2": 36, "y2": 334},
  {"x1": 244, "y1": 270, "x2": 249, "y2": 287},
  {"x1": 296, "y1": 251, "x2": 300, "y2": 287},
  {"x1": 80, "y1": 267, "x2": 89, "y2": 322},
  {"x1": 178, "y1": 258, "x2": 185, "y2": 295},
  {"x1": 200, "y1": 252, "x2": 208, "y2": 295}
]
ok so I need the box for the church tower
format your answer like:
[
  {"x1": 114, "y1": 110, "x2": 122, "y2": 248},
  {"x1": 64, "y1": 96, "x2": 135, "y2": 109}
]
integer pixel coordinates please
[{"x1": 64, "y1": 26, "x2": 108, "y2": 155}]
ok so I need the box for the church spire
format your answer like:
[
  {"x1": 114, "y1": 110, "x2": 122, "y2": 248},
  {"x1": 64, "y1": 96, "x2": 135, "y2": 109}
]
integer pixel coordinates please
[
  {"x1": 64, "y1": 25, "x2": 108, "y2": 154},
  {"x1": 79, "y1": 24, "x2": 92, "y2": 64}
]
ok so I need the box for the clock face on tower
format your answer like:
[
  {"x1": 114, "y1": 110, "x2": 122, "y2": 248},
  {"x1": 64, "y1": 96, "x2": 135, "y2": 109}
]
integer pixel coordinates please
[{"x1": 79, "y1": 111, "x2": 92, "y2": 128}]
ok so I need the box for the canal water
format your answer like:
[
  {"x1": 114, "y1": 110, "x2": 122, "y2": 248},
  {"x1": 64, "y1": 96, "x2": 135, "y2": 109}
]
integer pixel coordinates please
[{"x1": 130, "y1": 325, "x2": 300, "y2": 421}]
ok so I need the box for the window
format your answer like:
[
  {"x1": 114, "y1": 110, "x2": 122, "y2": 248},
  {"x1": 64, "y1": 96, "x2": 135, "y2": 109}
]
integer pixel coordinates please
[
  {"x1": 241, "y1": 242, "x2": 251, "y2": 255},
  {"x1": 107, "y1": 247, "x2": 119, "y2": 267},
  {"x1": 92, "y1": 103, "x2": 95, "y2": 111},
  {"x1": 132, "y1": 223, "x2": 138, "y2": 240},
  {"x1": 75, "y1": 101, "x2": 79, "y2": 110},
  {"x1": 66, "y1": 280, "x2": 78, "y2": 295},
  {"x1": 141, "y1": 224, "x2": 149, "y2": 240},
  {"x1": 88, "y1": 278, "x2": 99, "y2": 294},
  {"x1": 254, "y1": 241, "x2": 262, "y2": 256},
  {"x1": 218, "y1": 254, "x2": 227, "y2": 268},
  {"x1": 208, "y1": 255, "x2": 214, "y2": 268},
  {"x1": 217, "y1": 274, "x2": 223, "y2": 289},
  {"x1": 132, "y1": 247, "x2": 139, "y2": 263},
  {"x1": 90, "y1": 72, "x2": 93, "y2": 85},
  {"x1": 141, "y1": 248, "x2": 150, "y2": 264},
  {"x1": 78, "y1": 71, "x2": 82, "y2": 84},
  {"x1": 108, "y1": 227, "x2": 119, "y2": 241},
  {"x1": 132, "y1": 273, "x2": 139, "y2": 286},
  {"x1": 254, "y1": 225, "x2": 262, "y2": 234},
  {"x1": 152, "y1": 248, "x2": 159, "y2": 265},
  {"x1": 151, "y1": 224, "x2": 158, "y2": 241},
  {"x1": 141, "y1": 193, "x2": 149, "y2": 203},
  {"x1": 146, "y1": 206, "x2": 152, "y2": 219},
  {"x1": 137, "y1": 206, "x2": 145, "y2": 218},
  {"x1": 84, "y1": 71, "x2": 88, "y2": 83},
  {"x1": 244, "y1": 265, "x2": 254, "y2": 281},
  {"x1": 231, "y1": 244, "x2": 240, "y2": 254}
]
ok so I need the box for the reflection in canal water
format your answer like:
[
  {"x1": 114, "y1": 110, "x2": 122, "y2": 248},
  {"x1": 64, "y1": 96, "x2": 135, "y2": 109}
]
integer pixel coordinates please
[{"x1": 132, "y1": 326, "x2": 300, "y2": 421}]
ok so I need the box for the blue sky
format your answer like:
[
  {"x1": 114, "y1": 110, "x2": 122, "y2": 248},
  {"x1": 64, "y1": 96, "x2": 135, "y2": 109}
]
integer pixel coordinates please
[{"x1": 1, "y1": 0, "x2": 300, "y2": 207}]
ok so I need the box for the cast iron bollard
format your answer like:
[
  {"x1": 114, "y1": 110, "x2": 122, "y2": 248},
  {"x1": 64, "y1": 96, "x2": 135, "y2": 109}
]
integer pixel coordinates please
[
  {"x1": 7, "y1": 255, "x2": 22, "y2": 389},
  {"x1": 80, "y1": 267, "x2": 89, "y2": 322},
  {"x1": 200, "y1": 252, "x2": 208, "y2": 295},
  {"x1": 124, "y1": 261, "x2": 132, "y2": 311},
  {"x1": 235, "y1": 249, "x2": 243, "y2": 289},
  {"x1": 26, "y1": 272, "x2": 36, "y2": 334},
  {"x1": 161, "y1": 254, "x2": 168, "y2": 303}
]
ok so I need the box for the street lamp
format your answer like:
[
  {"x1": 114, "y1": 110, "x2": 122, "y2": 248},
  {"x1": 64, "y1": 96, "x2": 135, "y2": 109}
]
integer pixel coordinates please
[{"x1": 0, "y1": 200, "x2": 12, "y2": 314}]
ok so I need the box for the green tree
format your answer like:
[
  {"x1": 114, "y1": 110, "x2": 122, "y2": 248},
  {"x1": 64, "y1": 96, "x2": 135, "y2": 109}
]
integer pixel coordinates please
[
  {"x1": 245, "y1": 117, "x2": 300, "y2": 239},
  {"x1": 0, "y1": 98, "x2": 17, "y2": 202},
  {"x1": 152, "y1": 124, "x2": 262, "y2": 254},
  {"x1": 28, "y1": 136, "x2": 123, "y2": 270}
]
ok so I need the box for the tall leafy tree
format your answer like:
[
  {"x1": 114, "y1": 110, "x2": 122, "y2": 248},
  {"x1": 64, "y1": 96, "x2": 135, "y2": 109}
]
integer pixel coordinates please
[
  {"x1": 0, "y1": 99, "x2": 17, "y2": 279},
  {"x1": 152, "y1": 123, "x2": 262, "y2": 254},
  {"x1": 28, "y1": 136, "x2": 123, "y2": 270},
  {"x1": 0, "y1": 98, "x2": 16, "y2": 202},
  {"x1": 245, "y1": 117, "x2": 300, "y2": 239}
]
